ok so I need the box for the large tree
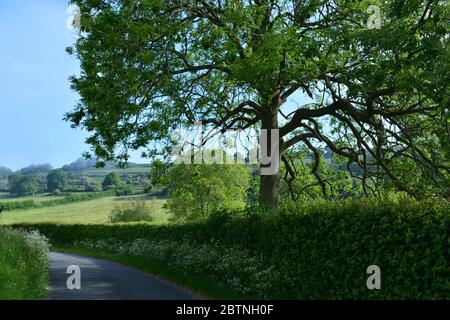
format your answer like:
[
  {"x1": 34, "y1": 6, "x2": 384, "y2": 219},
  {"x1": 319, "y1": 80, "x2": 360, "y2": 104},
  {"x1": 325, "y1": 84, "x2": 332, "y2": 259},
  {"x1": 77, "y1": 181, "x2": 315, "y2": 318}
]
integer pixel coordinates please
[
  {"x1": 102, "y1": 172, "x2": 121, "y2": 190},
  {"x1": 66, "y1": 0, "x2": 449, "y2": 208},
  {"x1": 151, "y1": 160, "x2": 250, "y2": 222},
  {"x1": 47, "y1": 169, "x2": 69, "y2": 192},
  {"x1": 8, "y1": 173, "x2": 41, "y2": 196}
]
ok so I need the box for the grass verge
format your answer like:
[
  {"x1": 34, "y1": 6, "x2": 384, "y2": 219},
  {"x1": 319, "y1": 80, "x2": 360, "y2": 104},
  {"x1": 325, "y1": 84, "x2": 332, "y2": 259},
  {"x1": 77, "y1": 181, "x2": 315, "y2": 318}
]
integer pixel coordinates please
[
  {"x1": 54, "y1": 245, "x2": 243, "y2": 300},
  {"x1": 0, "y1": 228, "x2": 49, "y2": 300}
]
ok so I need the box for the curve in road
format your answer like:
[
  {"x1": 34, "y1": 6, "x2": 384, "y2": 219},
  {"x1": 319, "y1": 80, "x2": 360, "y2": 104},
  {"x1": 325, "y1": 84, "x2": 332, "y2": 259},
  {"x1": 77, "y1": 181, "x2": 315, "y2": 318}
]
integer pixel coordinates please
[{"x1": 48, "y1": 252, "x2": 198, "y2": 300}]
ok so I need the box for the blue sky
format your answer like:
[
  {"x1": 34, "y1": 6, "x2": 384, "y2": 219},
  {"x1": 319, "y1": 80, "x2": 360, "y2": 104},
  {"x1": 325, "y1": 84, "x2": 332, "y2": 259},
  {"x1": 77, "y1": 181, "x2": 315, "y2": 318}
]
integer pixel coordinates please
[
  {"x1": 0, "y1": 1, "x2": 313, "y2": 171},
  {"x1": 0, "y1": 0, "x2": 90, "y2": 170}
]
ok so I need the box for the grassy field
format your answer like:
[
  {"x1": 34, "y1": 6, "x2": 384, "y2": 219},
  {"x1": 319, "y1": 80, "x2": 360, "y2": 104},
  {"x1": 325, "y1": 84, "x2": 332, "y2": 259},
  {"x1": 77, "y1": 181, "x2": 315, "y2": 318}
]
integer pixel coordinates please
[{"x1": 0, "y1": 195, "x2": 169, "y2": 225}]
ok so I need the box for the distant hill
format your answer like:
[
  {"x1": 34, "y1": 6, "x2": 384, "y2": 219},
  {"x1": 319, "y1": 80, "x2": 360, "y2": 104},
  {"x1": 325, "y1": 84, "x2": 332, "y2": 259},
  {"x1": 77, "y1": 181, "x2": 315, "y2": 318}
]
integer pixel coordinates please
[{"x1": 61, "y1": 157, "x2": 150, "y2": 172}]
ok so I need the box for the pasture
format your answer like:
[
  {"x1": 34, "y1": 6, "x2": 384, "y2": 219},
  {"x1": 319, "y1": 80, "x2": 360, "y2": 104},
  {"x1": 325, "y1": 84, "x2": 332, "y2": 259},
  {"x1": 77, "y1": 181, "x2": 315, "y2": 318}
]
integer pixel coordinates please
[{"x1": 0, "y1": 195, "x2": 169, "y2": 225}]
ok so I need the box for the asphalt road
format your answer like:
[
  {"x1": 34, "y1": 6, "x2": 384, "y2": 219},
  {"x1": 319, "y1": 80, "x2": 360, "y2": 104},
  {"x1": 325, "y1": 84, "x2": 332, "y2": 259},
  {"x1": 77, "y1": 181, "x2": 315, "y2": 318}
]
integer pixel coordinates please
[{"x1": 48, "y1": 252, "x2": 198, "y2": 300}]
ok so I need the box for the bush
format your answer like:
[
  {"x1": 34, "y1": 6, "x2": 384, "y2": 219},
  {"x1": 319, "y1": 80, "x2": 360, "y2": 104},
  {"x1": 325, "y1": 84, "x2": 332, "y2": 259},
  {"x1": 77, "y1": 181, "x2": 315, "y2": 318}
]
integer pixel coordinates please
[
  {"x1": 0, "y1": 228, "x2": 49, "y2": 299},
  {"x1": 102, "y1": 172, "x2": 120, "y2": 191},
  {"x1": 85, "y1": 182, "x2": 102, "y2": 192},
  {"x1": 115, "y1": 183, "x2": 135, "y2": 196},
  {"x1": 13, "y1": 198, "x2": 450, "y2": 299},
  {"x1": 109, "y1": 199, "x2": 154, "y2": 223},
  {"x1": 151, "y1": 162, "x2": 250, "y2": 222},
  {"x1": 47, "y1": 169, "x2": 68, "y2": 192},
  {"x1": 0, "y1": 200, "x2": 36, "y2": 211}
]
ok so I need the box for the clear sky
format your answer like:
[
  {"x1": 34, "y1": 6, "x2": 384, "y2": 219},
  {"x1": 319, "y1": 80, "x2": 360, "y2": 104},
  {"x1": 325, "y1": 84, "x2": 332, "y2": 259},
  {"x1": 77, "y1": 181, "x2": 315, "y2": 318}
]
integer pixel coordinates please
[
  {"x1": 0, "y1": 1, "x2": 312, "y2": 171},
  {"x1": 0, "y1": 0, "x2": 90, "y2": 170}
]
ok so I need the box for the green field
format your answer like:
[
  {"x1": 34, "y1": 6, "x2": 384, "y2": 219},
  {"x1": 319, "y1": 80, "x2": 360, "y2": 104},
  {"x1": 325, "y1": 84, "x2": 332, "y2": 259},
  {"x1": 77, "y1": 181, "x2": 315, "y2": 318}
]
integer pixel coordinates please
[{"x1": 0, "y1": 195, "x2": 169, "y2": 225}]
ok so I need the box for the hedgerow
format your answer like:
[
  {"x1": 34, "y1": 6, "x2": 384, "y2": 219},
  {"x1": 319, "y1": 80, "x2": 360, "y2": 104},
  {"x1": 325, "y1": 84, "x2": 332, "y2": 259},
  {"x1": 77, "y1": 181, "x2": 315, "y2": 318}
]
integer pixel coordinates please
[
  {"x1": 13, "y1": 198, "x2": 449, "y2": 299},
  {"x1": 0, "y1": 191, "x2": 115, "y2": 211}
]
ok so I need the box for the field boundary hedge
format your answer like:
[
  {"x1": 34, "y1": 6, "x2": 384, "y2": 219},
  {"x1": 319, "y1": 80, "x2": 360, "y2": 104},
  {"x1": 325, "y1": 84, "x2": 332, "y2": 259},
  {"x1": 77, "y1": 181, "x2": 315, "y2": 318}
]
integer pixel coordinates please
[
  {"x1": 13, "y1": 199, "x2": 450, "y2": 299},
  {"x1": 0, "y1": 191, "x2": 116, "y2": 211}
]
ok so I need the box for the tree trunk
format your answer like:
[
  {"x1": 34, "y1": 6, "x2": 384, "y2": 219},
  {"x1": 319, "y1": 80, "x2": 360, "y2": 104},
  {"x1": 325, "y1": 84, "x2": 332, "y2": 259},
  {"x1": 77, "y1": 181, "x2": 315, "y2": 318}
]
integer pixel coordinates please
[
  {"x1": 260, "y1": 173, "x2": 281, "y2": 209},
  {"x1": 259, "y1": 111, "x2": 281, "y2": 209}
]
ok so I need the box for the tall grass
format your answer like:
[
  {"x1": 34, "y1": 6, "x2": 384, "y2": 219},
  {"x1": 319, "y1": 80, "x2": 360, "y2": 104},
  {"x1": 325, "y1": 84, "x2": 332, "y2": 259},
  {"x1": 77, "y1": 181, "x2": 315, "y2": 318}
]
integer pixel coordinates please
[{"x1": 0, "y1": 228, "x2": 49, "y2": 300}]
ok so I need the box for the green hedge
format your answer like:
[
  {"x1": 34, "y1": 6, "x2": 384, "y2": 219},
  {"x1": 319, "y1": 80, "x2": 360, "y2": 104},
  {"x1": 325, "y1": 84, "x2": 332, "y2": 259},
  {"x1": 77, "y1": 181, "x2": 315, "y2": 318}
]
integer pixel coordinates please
[
  {"x1": 13, "y1": 199, "x2": 450, "y2": 299},
  {"x1": 0, "y1": 191, "x2": 115, "y2": 211}
]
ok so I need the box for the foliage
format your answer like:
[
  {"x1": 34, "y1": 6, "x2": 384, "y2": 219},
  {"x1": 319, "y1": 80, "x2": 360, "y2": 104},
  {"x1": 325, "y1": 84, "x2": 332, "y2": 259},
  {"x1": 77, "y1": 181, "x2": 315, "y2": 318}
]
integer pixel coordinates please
[
  {"x1": 281, "y1": 148, "x2": 363, "y2": 200},
  {"x1": 16, "y1": 198, "x2": 449, "y2": 299},
  {"x1": 19, "y1": 163, "x2": 52, "y2": 175},
  {"x1": 47, "y1": 169, "x2": 69, "y2": 192},
  {"x1": 0, "y1": 228, "x2": 49, "y2": 299},
  {"x1": 109, "y1": 199, "x2": 154, "y2": 223},
  {"x1": 8, "y1": 173, "x2": 42, "y2": 196},
  {"x1": 114, "y1": 183, "x2": 135, "y2": 196},
  {"x1": 102, "y1": 172, "x2": 120, "y2": 191},
  {"x1": 62, "y1": 157, "x2": 97, "y2": 172},
  {"x1": 85, "y1": 182, "x2": 102, "y2": 192},
  {"x1": 0, "y1": 166, "x2": 12, "y2": 179},
  {"x1": 75, "y1": 238, "x2": 278, "y2": 298},
  {"x1": 151, "y1": 161, "x2": 250, "y2": 222},
  {"x1": 66, "y1": 0, "x2": 450, "y2": 208}
]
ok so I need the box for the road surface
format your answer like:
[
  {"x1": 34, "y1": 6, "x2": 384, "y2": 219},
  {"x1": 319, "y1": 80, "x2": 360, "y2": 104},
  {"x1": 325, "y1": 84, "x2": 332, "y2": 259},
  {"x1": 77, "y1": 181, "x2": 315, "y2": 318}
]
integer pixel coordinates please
[{"x1": 48, "y1": 252, "x2": 198, "y2": 300}]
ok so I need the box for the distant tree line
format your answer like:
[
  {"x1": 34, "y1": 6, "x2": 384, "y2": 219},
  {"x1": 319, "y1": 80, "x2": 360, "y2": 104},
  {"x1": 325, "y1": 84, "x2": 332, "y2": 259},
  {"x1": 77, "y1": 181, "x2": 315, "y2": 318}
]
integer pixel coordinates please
[
  {"x1": 5, "y1": 169, "x2": 133, "y2": 197},
  {"x1": 62, "y1": 157, "x2": 151, "y2": 172},
  {"x1": 0, "y1": 158, "x2": 151, "y2": 197},
  {"x1": 0, "y1": 166, "x2": 12, "y2": 180}
]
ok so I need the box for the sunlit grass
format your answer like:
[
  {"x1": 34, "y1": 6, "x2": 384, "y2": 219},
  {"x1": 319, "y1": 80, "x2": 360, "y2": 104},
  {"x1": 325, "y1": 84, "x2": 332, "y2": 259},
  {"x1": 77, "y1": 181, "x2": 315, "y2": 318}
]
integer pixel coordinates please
[{"x1": 0, "y1": 196, "x2": 169, "y2": 225}]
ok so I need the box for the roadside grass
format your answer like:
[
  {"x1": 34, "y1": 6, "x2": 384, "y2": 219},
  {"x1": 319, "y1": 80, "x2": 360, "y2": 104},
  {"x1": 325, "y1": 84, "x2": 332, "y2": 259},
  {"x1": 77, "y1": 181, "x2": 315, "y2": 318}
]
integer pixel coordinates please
[
  {"x1": 0, "y1": 228, "x2": 49, "y2": 300},
  {"x1": 0, "y1": 196, "x2": 169, "y2": 225},
  {"x1": 54, "y1": 245, "x2": 243, "y2": 300}
]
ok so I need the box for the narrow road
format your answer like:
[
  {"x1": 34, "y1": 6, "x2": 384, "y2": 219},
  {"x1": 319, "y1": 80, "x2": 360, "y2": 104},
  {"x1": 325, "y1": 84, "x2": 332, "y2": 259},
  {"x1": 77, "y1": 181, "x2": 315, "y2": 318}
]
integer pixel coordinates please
[{"x1": 48, "y1": 252, "x2": 198, "y2": 300}]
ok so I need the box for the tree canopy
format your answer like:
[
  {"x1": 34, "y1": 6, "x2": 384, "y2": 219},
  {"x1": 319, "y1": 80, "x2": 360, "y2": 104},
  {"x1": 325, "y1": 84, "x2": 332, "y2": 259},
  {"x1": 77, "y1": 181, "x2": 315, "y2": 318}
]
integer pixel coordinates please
[
  {"x1": 0, "y1": 167, "x2": 12, "y2": 180},
  {"x1": 66, "y1": 0, "x2": 450, "y2": 207},
  {"x1": 8, "y1": 173, "x2": 41, "y2": 196},
  {"x1": 47, "y1": 169, "x2": 69, "y2": 192},
  {"x1": 151, "y1": 160, "x2": 250, "y2": 222},
  {"x1": 102, "y1": 172, "x2": 121, "y2": 190},
  {"x1": 19, "y1": 164, "x2": 53, "y2": 175}
]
